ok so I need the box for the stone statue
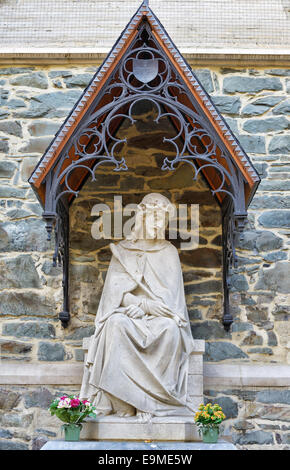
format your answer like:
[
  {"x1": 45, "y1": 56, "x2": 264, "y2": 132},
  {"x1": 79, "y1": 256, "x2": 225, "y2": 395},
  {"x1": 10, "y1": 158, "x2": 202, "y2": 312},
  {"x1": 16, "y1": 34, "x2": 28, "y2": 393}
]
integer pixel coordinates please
[{"x1": 80, "y1": 193, "x2": 195, "y2": 418}]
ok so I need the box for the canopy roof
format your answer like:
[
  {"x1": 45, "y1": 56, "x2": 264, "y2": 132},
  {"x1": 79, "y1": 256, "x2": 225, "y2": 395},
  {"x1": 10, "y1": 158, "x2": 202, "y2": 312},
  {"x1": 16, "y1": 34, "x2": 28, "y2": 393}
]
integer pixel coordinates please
[
  {"x1": 28, "y1": 0, "x2": 261, "y2": 331},
  {"x1": 29, "y1": 0, "x2": 260, "y2": 222}
]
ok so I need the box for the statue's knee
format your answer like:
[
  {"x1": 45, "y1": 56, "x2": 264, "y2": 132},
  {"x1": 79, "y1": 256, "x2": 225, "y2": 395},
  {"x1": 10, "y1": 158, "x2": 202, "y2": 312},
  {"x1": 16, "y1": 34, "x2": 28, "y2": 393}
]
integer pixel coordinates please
[{"x1": 107, "y1": 313, "x2": 128, "y2": 329}]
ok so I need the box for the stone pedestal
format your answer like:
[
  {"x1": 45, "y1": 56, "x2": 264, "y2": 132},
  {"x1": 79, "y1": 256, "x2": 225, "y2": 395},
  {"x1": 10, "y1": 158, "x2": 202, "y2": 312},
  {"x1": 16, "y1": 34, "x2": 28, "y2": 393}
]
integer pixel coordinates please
[
  {"x1": 81, "y1": 338, "x2": 205, "y2": 442},
  {"x1": 81, "y1": 415, "x2": 200, "y2": 441}
]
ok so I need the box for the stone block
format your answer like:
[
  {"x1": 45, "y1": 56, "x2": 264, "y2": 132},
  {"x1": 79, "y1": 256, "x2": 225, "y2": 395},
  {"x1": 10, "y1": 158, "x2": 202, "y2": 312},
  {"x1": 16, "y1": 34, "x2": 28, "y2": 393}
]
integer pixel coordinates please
[
  {"x1": 233, "y1": 430, "x2": 274, "y2": 445},
  {"x1": 243, "y1": 117, "x2": 290, "y2": 134},
  {"x1": 0, "y1": 67, "x2": 35, "y2": 75},
  {"x1": 0, "y1": 440, "x2": 29, "y2": 450},
  {"x1": 246, "y1": 306, "x2": 269, "y2": 324},
  {"x1": 204, "y1": 342, "x2": 248, "y2": 362},
  {"x1": 258, "y1": 211, "x2": 290, "y2": 228},
  {"x1": 0, "y1": 139, "x2": 9, "y2": 153},
  {"x1": 0, "y1": 254, "x2": 40, "y2": 288},
  {"x1": 223, "y1": 76, "x2": 282, "y2": 93},
  {"x1": 64, "y1": 73, "x2": 93, "y2": 88},
  {"x1": 191, "y1": 321, "x2": 231, "y2": 340},
  {"x1": 2, "y1": 322, "x2": 55, "y2": 339},
  {"x1": 20, "y1": 136, "x2": 54, "y2": 154},
  {"x1": 193, "y1": 69, "x2": 214, "y2": 93},
  {"x1": 6, "y1": 98, "x2": 26, "y2": 109},
  {"x1": 81, "y1": 415, "x2": 201, "y2": 442},
  {"x1": 0, "y1": 110, "x2": 9, "y2": 120},
  {"x1": 0, "y1": 428, "x2": 13, "y2": 439},
  {"x1": 269, "y1": 135, "x2": 290, "y2": 154},
  {"x1": 28, "y1": 120, "x2": 60, "y2": 137},
  {"x1": 237, "y1": 230, "x2": 283, "y2": 251},
  {"x1": 0, "y1": 185, "x2": 27, "y2": 199},
  {"x1": 229, "y1": 274, "x2": 249, "y2": 292},
  {"x1": 241, "y1": 331, "x2": 263, "y2": 346},
  {"x1": 0, "y1": 160, "x2": 17, "y2": 178},
  {"x1": 272, "y1": 99, "x2": 290, "y2": 115},
  {"x1": 66, "y1": 326, "x2": 95, "y2": 340},
  {"x1": 10, "y1": 71, "x2": 48, "y2": 89},
  {"x1": 48, "y1": 70, "x2": 72, "y2": 79},
  {"x1": 0, "y1": 291, "x2": 55, "y2": 317},
  {"x1": 237, "y1": 135, "x2": 266, "y2": 154},
  {"x1": 70, "y1": 264, "x2": 99, "y2": 284},
  {"x1": 0, "y1": 388, "x2": 21, "y2": 409},
  {"x1": 14, "y1": 90, "x2": 82, "y2": 118},
  {"x1": 0, "y1": 120, "x2": 22, "y2": 137},
  {"x1": 147, "y1": 164, "x2": 196, "y2": 190},
  {"x1": 32, "y1": 436, "x2": 48, "y2": 450},
  {"x1": 212, "y1": 95, "x2": 241, "y2": 114},
  {"x1": 188, "y1": 375, "x2": 203, "y2": 396},
  {"x1": 0, "y1": 411, "x2": 33, "y2": 427},
  {"x1": 263, "y1": 251, "x2": 287, "y2": 262},
  {"x1": 0, "y1": 218, "x2": 49, "y2": 252},
  {"x1": 258, "y1": 180, "x2": 290, "y2": 191},
  {"x1": 24, "y1": 387, "x2": 55, "y2": 409},
  {"x1": 180, "y1": 248, "x2": 222, "y2": 269},
  {"x1": 256, "y1": 390, "x2": 290, "y2": 405},
  {"x1": 266, "y1": 69, "x2": 290, "y2": 76},
  {"x1": 184, "y1": 280, "x2": 222, "y2": 295},
  {"x1": 241, "y1": 96, "x2": 284, "y2": 116},
  {"x1": 38, "y1": 342, "x2": 66, "y2": 361}
]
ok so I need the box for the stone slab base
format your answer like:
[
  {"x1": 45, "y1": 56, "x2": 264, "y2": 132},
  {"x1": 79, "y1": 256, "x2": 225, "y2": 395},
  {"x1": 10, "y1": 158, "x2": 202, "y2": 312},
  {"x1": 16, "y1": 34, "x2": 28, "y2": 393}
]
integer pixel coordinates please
[
  {"x1": 81, "y1": 416, "x2": 201, "y2": 442},
  {"x1": 41, "y1": 440, "x2": 236, "y2": 450}
]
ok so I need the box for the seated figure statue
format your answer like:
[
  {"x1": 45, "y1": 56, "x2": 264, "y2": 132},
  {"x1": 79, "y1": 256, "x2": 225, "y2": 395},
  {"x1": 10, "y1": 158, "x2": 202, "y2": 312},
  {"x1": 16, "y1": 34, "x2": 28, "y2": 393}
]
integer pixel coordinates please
[{"x1": 80, "y1": 193, "x2": 195, "y2": 418}]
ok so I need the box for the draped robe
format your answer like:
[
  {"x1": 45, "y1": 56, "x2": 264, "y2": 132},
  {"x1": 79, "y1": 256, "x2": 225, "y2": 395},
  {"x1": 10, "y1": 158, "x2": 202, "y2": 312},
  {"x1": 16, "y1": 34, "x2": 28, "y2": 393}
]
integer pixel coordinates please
[{"x1": 80, "y1": 239, "x2": 195, "y2": 416}]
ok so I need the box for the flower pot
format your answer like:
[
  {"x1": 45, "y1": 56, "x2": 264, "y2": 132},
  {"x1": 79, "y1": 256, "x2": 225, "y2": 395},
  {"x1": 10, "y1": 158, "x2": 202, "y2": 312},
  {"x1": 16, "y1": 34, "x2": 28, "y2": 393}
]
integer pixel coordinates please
[
  {"x1": 62, "y1": 423, "x2": 83, "y2": 442},
  {"x1": 202, "y1": 426, "x2": 219, "y2": 444}
]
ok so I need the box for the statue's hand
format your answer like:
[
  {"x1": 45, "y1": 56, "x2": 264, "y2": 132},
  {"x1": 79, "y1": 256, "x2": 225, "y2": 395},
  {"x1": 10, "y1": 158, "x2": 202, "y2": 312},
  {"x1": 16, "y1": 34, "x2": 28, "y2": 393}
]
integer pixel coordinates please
[
  {"x1": 125, "y1": 304, "x2": 145, "y2": 319},
  {"x1": 144, "y1": 299, "x2": 174, "y2": 318}
]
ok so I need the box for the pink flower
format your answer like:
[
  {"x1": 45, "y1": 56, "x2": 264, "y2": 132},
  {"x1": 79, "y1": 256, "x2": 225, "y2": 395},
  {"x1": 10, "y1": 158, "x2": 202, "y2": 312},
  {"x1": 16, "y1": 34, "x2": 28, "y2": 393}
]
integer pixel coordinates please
[
  {"x1": 57, "y1": 398, "x2": 71, "y2": 409},
  {"x1": 70, "y1": 398, "x2": 80, "y2": 408},
  {"x1": 60, "y1": 396, "x2": 68, "y2": 400}
]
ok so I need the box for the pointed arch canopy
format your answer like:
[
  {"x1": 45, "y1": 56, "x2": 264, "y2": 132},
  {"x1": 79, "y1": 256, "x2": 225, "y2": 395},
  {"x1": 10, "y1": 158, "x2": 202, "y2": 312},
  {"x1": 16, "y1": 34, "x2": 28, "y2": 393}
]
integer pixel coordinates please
[{"x1": 29, "y1": 1, "x2": 260, "y2": 330}]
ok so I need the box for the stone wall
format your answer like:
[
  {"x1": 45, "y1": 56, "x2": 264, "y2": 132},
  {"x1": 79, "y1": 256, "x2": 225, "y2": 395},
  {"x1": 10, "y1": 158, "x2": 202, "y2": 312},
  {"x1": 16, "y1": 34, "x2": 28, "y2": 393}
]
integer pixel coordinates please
[{"x1": 0, "y1": 63, "x2": 290, "y2": 449}]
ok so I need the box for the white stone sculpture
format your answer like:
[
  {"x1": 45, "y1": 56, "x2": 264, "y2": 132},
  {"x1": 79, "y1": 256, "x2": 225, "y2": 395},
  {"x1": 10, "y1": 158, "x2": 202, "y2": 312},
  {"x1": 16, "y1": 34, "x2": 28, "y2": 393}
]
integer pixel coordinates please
[{"x1": 80, "y1": 193, "x2": 195, "y2": 418}]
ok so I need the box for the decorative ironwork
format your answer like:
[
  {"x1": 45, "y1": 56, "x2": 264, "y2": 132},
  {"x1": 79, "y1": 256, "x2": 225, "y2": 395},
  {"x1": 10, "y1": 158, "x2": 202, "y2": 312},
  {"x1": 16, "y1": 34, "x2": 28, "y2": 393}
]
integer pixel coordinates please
[{"x1": 41, "y1": 18, "x2": 254, "y2": 329}]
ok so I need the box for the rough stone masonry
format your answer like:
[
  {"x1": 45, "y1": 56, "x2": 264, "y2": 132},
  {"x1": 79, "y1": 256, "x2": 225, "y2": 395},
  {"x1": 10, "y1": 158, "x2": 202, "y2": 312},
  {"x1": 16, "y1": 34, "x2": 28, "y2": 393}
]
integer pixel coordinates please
[{"x1": 0, "y1": 64, "x2": 290, "y2": 449}]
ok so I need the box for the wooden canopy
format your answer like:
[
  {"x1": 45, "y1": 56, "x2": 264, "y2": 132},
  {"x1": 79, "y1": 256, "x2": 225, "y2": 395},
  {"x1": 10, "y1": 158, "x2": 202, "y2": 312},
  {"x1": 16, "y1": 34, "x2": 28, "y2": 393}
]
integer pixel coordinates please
[
  {"x1": 29, "y1": 1, "x2": 259, "y2": 215},
  {"x1": 28, "y1": 1, "x2": 260, "y2": 330}
]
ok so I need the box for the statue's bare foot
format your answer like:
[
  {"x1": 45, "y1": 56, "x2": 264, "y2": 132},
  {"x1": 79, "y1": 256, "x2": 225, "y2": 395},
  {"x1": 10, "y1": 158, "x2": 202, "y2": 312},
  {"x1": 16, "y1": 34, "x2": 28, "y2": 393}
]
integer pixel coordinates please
[{"x1": 136, "y1": 411, "x2": 153, "y2": 422}]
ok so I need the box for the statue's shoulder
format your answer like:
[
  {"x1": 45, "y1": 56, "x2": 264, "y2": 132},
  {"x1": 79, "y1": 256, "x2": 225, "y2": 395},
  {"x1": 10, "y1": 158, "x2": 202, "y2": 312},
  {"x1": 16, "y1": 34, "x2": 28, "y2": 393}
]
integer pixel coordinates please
[
  {"x1": 109, "y1": 240, "x2": 130, "y2": 256},
  {"x1": 109, "y1": 240, "x2": 123, "y2": 253},
  {"x1": 164, "y1": 240, "x2": 179, "y2": 253}
]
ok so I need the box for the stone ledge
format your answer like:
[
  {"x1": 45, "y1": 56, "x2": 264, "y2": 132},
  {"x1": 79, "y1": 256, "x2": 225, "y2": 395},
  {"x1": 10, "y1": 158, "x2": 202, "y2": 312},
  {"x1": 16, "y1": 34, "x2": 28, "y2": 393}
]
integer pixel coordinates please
[
  {"x1": 41, "y1": 439, "x2": 237, "y2": 450},
  {"x1": 203, "y1": 364, "x2": 290, "y2": 387},
  {"x1": 1, "y1": 362, "x2": 290, "y2": 386},
  {"x1": 0, "y1": 49, "x2": 289, "y2": 65}
]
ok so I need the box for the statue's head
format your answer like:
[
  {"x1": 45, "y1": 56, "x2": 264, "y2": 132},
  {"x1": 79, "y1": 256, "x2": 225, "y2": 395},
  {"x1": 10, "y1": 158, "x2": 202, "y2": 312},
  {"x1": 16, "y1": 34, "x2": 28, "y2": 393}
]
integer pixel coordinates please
[{"x1": 129, "y1": 193, "x2": 175, "y2": 241}]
